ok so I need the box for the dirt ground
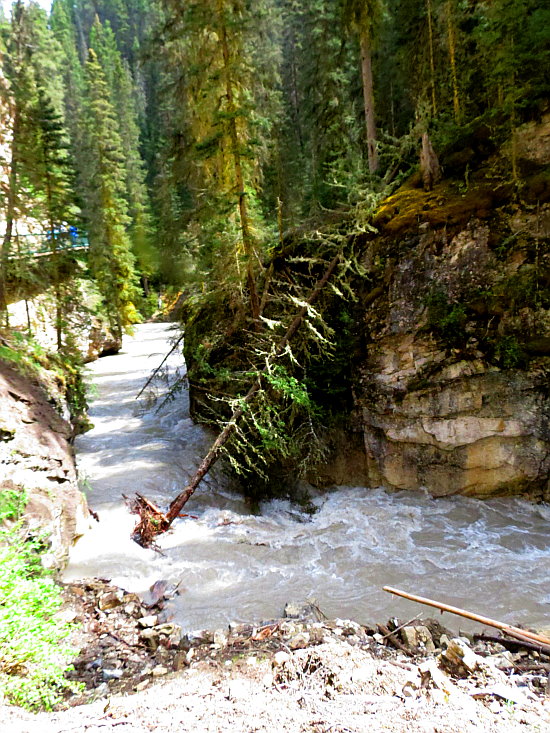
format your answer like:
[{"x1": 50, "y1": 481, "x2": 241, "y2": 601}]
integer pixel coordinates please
[{"x1": 1, "y1": 580, "x2": 549, "y2": 733}]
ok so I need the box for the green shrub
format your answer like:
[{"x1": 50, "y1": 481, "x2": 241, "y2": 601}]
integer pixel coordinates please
[
  {"x1": 0, "y1": 493, "x2": 82, "y2": 711},
  {"x1": 426, "y1": 288, "x2": 468, "y2": 346},
  {"x1": 494, "y1": 335, "x2": 526, "y2": 369}
]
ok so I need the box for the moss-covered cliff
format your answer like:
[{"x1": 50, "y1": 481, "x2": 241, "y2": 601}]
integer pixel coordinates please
[{"x1": 183, "y1": 115, "x2": 550, "y2": 502}]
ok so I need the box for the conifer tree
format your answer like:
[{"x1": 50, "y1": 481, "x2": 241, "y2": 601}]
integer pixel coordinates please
[
  {"x1": 32, "y1": 85, "x2": 78, "y2": 349},
  {"x1": 0, "y1": 1, "x2": 45, "y2": 317},
  {"x1": 81, "y1": 49, "x2": 140, "y2": 338},
  {"x1": 89, "y1": 16, "x2": 154, "y2": 275},
  {"x1": 278, "y1": 0, "x2": 361, "y2": 213},
  {"x1": 158, "y1": 0, "x2": 281, "y2": 321},
  {"x1": 342, "y1": 0, "x2": 383, "y2": 173}
]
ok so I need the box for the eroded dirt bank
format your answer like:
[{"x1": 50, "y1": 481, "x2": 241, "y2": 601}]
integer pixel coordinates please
[{"x1": 0, "y1": 359, "x2": 89, "y2": 567}]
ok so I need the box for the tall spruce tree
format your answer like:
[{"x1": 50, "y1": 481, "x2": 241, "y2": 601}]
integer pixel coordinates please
[
  {"x1": 33, "y1": 84, "x2": 79, "y2": 349},
  {"x1": 89, "y1": 17, "x2": 154, "y2": 274},
  {"x1": 82, "y1": 48, "x2": 140, "y2": 338},
  {"x1": 158, "y1": 0, "x2": 281, "y2": 321},
  {"x1": 342, "y1": 0, "x2": 383, "y2": 174}
]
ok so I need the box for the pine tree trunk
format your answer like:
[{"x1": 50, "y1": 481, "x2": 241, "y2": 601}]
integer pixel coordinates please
[
  {"x1": 360, "y1": 31, "x2": 379, "y2": 174},
  {"x1": 426, "y1": 0, "x2": 437, "y2": 115},
  {"x1": 42, "y1": 158, "x2": 63, "y2": 351}
]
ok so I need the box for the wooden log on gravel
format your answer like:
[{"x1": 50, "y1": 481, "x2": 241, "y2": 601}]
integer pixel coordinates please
[
  {"x1": 383, "y1": 586, "x2": 550, "y2": 652},
  {"x1": 474, "y1": 633, "x2": 550, "y2": 658}
]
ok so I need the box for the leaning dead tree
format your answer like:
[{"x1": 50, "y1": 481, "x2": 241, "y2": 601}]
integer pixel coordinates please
[{"x1": 129, "y1": 250, "x2": 342, "y2": 546}]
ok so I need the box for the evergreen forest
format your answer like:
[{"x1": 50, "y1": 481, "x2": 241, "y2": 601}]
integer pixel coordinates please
[{"x1": 1, "y1": 0, "x2": 548, "y2": 336}]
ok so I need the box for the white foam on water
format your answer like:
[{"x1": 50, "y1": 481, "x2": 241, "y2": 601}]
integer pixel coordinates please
[{"x1": 66, "y1": 323, "x2": 550, "y2": 633}]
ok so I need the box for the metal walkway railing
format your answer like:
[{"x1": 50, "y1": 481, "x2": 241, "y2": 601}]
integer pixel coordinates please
[{"x1": 6, "y1": 230, "x2": 90, "y2": 260}]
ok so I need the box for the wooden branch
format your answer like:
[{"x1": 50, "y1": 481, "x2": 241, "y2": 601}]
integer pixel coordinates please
[
  {"x1": 474, "y1": 634, "x2": 550, "y2": 658},
  {"x1": 383, "y1": 586, "x2": 550, "y2": 651},
  {"x1": 377, "y1": 623, "x2": 414, "y2": 657},
  {"x1": 135, "y1": 332, "x2": 185, "y2": 401}
]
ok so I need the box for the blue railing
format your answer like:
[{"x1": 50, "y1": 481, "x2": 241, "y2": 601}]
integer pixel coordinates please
[{"x1": 7, "y1": 229, "x2": 89, "y2": 259}]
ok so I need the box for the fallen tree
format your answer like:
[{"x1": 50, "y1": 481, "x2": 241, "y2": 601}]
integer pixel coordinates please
[{"x1": 129, "y1": 250, "x2": 343, "y2": 547}]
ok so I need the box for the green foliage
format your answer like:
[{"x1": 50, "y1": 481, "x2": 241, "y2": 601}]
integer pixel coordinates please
[
  {"x1": 426, "y1": 288, "x2": 467, "y2": 346},
  {"x1": 264, "y1": 365, "x2": 317, "y2": 411},
  {"x1": 82, "y1": 48, "x2": 141, "y2": 337},
  {"x1": 0, "y1": 330, "x2": 90, "y2": 431},
  {"x1": 0, "y1": 519, "x2": 81, "y2": 711},
  {"x1": 0, "y1": 489, "x2": 26, "y2": 523},
  {"x1": 493, "y1": 334, "x2": 526, "y2": 370},
  {"x1": 0, "y1": 332, "x2": 49, "y2": 379}
]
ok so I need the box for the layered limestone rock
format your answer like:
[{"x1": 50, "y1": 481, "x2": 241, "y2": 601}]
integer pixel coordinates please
[
  {"x1": 0, "y1": 361, "x2": 90, "y2": 567},
  {"x1": 360, "y1": 347, "x2": 549, "y2": 498},
  {"x1": 354, "y1": 207, "x2": 549, "y2": 499}
]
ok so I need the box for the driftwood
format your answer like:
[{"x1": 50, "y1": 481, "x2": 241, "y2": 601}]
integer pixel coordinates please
[
  {"x1": 383, "y1": 586, "x2": 550, "y2": 654},
  {"x1": 130, "y1": 251, "x2": 342, "y2": 546},
  {"x1": 377, "y1": 623, "x2": 414, "y2": 657},
  {"x1": 474, "y1": 633, "x2": 550, "y2": 659}
]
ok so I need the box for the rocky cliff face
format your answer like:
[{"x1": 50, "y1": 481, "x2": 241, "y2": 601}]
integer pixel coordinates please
[
  {"x1": 345, "y1": 118, "x2": 550, "y2": 500},
  {"x1": 0, "y1": 361, "x2": 90, "y2": 568},
  {"x1": 183, "y1": 116, "x2": 550, "y2": 503}
]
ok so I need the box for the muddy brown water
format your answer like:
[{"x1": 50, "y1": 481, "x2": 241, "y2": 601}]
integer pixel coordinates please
[{"x1": 64, "y1": 323, "x2": 550, "y2": 634}]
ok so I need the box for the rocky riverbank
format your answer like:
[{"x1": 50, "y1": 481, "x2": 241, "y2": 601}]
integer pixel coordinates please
[{"x1": 1, "y1": 578, "x2": 549, "y2": 732}]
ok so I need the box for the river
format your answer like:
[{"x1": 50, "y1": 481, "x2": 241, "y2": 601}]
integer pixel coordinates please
[{"x1": 64, "y1": 323, "x2": 550, "y2": 634}]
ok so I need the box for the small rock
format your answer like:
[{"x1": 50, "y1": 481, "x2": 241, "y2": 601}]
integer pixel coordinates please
[
  {"x1": 89, "y1": 682, "x2": 110, "y2": 700},
  {"x1": 138, "y1": 615, "x2": 158, "y2": 628},
  {"x1": 213, "y1": 629, "x2": 228, "y2": 648},
  {"x1": 401, "y1": 625, "x2": 435, "y2": 654},
  {"x1": 152, "y1": 665, "x2": 169, "y2": 677},
  {"x1": 173, "y1": 651, "x2": 189, "y2": 672},
  {"x1": 273, "y1": 651, "x2": 291, "y2": 667},
  {"x1": 440, "y1": 638, "x2": 481, "y2": 675},
  {"x1": 140, "y1": 628, "x2": 160, "y2": 650},
  {"x1": 283, "y1": 600, "x2": 325, "y2": 622},
  {"x1": 124, "y1": 602, "x2": 141, "y2": 618},
  {"x1": 98, "y1": 591, "x2": 124, "y2": 611},
  {"x1": 156, "y1": 623, "x2": 178, "y2": 635},
  {"x1": 492, "y1": 651, "x2": 515, "y2": 670},
  {"x1": 309, "y1": 628, "x2": 325, "y2": 645},
  {"x1": 102, "y1": 668, "x2": 123, "y2": 681},
  {"x1": 56, "y1": 609, "x2": 79, "y2": 624},
  {"x1": 289, "y1": 632, "x2": 310, "y2": 650},
  {"x1": 401, "y1": 627, "x2": 420, "y2": 651},
  {"x1": 135, "y1": 680, "x2": 150, "y2": 691}
]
